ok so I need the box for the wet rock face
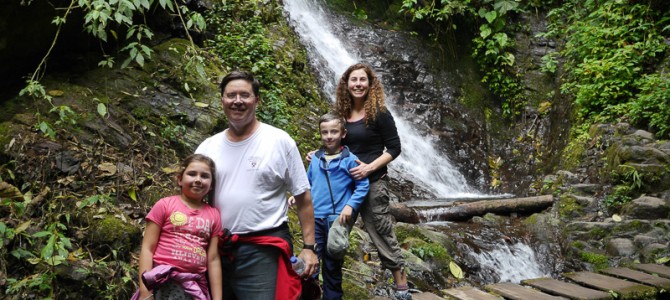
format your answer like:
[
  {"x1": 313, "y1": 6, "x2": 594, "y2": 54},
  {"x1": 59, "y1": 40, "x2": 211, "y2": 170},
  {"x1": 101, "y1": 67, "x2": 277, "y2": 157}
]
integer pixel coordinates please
[
  {"x1": 319, "y1": 10, "x2": 571, "y2": 197},
  {"x1": 328, "y1": 15, "x2": 491, "y2": 193}
]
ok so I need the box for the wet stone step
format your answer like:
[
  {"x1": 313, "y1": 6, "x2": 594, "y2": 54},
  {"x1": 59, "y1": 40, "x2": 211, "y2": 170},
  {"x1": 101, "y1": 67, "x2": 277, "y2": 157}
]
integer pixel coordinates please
[
  {"x1": 632, "y1": 263, "x2": 670, "y2": 279},
  {"x1": 522, "y1": 277, "x2": 611, "y2": 300},
  {"x1": 563, "y1": 271, "x2": 657, "y2": 299},
  {"x1": 443, "y1": 286, "x2": 503, "y2": 300},
  {"x1": 485, "y1": 282, "x2": 568, "y2": 300},
  {"x1": 601, "y1": 267, "x2": 670, "y2": 290}
]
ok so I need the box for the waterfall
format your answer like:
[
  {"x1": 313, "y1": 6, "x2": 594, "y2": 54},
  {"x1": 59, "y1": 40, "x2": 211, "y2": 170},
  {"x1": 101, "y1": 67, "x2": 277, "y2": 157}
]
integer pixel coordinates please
[
  {"x1": 283, "y1": 0, "x2": 481, "y2": 198},
  {"x1": 471, "y1": 241, "x2": 551, "y2": 283}
]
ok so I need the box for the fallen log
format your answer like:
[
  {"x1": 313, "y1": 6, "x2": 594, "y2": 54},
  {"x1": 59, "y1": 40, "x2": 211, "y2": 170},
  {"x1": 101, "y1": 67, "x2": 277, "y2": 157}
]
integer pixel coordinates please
[{"x1": 392, "y1": 195, "x2": 555, "y2": 223}]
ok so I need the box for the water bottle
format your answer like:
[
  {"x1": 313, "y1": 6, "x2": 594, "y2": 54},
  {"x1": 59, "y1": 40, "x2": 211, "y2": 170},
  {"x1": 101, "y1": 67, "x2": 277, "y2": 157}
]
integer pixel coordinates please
[{"x1": 290, "y1": 255, "x2": 305, "y2": 275}]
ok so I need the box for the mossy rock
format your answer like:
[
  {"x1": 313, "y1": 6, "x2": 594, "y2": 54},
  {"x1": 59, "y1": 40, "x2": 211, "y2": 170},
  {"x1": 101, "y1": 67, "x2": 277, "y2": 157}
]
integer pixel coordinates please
[
  {"x1": 611, "y1": 220, "x2": 653, "y2": 236},
  {"x1": 87, "y1": 215, "x2": 141, "y2": 258},
  {"x1": 558, "y1": 194, "x2": 584, "y2": 218},
  {"x1": 342, "y1": 259, "x2": 374, "y2": 300}
]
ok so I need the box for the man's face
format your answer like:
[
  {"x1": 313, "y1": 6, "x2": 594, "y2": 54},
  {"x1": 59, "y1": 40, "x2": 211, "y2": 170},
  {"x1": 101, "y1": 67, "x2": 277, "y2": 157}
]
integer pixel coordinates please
[
  {"x1": 319, "y1": 119, "x2": 346, "y2": 154},
  {"x1": 221, "y1": 79, "x2": 259, "y2": 127}
]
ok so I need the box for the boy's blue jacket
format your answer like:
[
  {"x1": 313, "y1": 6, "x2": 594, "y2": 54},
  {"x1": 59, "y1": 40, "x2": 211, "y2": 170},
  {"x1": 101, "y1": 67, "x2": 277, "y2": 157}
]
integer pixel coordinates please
[{"x1": 307, "y1": 146, "x2": 370, "y2": 218}]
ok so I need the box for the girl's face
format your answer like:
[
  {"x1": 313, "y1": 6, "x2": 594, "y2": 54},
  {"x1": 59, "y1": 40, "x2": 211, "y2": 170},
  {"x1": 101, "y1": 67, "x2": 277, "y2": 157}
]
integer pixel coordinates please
[
  {"x1": 347, "y1": 69, "x2": 369, "y2": 101},
  {"x1": 178, "y1": 161, "x2": 213, "y2": 203}
]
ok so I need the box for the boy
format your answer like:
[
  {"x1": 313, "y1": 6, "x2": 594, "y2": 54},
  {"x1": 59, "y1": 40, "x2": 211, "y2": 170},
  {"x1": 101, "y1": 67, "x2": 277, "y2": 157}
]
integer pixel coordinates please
[{"x1": 307, "y1": 112, "x2": 370, "y2": 300}]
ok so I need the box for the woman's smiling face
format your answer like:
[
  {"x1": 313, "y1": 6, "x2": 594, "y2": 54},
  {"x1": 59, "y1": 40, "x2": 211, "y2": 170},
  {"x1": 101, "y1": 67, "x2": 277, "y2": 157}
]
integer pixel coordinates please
[{"x1": 347, "y1": 69, "x2": 369, "y2": 101}]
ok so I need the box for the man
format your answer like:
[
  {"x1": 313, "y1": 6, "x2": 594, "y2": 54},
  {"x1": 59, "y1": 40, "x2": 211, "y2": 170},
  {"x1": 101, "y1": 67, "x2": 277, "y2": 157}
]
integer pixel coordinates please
[{"x1": 196, "y1": 70, "x2": 318, "y2": 299}]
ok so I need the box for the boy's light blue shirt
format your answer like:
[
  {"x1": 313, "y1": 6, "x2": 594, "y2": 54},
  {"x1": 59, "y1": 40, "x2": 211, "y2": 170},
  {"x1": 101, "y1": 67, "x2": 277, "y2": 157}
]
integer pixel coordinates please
[{"x1": 306, "y1": 146, "x2": 369, "y2": 218}]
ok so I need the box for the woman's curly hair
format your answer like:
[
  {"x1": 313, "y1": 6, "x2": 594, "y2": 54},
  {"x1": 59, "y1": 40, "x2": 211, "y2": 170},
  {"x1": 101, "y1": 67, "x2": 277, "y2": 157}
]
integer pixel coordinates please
[{"x1": 334, "y1": 63, "x2": 387, "y2": 126}]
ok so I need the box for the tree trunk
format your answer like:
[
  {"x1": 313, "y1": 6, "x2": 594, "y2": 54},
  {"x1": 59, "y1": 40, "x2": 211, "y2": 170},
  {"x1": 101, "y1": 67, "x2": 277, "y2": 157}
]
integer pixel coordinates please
[
  {"x1": 434, "y1": 195, "x2": 555, "y2": 221},
  {"x1": 391, "y1": 195, "x2": 555, "y2": 223}
]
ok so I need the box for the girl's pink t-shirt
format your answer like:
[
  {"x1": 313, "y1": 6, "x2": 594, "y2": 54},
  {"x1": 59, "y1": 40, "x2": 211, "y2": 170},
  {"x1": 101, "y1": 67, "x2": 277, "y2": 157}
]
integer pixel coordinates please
[{"x1": 146, "y1": 195, "x2": 222, "y2": 274}]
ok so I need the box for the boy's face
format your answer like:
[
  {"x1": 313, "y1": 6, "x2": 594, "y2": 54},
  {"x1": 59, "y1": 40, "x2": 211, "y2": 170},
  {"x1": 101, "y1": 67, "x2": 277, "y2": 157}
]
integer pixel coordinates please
[{"x1": 319, "y1": 119, "x2": 346, "y2": 154}]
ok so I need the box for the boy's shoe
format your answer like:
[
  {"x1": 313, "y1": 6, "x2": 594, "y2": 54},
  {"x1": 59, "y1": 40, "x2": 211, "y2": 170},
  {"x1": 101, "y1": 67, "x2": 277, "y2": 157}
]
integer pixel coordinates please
[{"x1": 392, "y1": 290, "x2": 412, "y2": 300}]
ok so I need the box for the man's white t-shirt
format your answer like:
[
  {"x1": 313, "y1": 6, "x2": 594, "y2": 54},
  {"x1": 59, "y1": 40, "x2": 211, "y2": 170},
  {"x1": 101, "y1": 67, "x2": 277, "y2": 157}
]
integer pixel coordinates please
[{"x1": 195, "y1": 123, "x2": 310, "y2": 234}]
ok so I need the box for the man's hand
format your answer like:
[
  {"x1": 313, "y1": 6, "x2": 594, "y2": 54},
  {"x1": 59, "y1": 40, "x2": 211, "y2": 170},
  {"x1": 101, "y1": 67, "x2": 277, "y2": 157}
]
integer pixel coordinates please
[
  {"x1": 298, "y1": 249, "x2": 319, "y2": 277},
  {"x1": 305, "y1": 150, "x2": 317, "y2": 163}
]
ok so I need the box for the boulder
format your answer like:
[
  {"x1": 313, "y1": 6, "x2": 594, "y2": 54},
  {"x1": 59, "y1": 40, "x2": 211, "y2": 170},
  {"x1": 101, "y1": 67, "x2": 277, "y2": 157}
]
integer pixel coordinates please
[
  {"x1": 622, "y1": 196, "x2": 670, "y2": 219},
  {"x1": 606, "y1": 238, "x2": 635, "y2": 256}
]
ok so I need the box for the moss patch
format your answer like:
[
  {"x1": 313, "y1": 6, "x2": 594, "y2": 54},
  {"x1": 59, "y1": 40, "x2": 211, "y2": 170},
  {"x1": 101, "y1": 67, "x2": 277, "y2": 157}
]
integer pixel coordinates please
[
  {"x1": 578, "y1": 251, "x2": 609, "y2": 270},
  {"x1": 558, "y1": 194, "x2": 584, "y2": 218},
  {"x1": 88, "y1": 215, "x2": 141, "y2": 258}
]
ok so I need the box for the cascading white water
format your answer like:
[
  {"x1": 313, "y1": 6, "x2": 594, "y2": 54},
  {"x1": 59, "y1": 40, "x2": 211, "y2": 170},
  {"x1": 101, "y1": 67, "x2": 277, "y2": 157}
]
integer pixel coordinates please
[
  {"x1": 471, "y1": 241, "x2": 550, "y2": 283},
  {"x1": 283, "y1": 0, "x2": 480, "y2": 197},
  {"x1": 282, "y1": 0, "x2": 354, "y2": 99}
]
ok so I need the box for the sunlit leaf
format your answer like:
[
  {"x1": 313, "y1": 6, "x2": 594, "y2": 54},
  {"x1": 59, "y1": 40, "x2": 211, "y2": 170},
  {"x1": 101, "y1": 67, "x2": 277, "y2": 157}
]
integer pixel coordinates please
[
  {"x1": 32, "y1": 231, "x2": 51, "y2": 238},
  {"x1": 162, "y1": 166, "x2": 179, "y2": 174},
  {"x1": 128, "y1": 187, "x2": 138, "y2": 201},
  {"x1": 449, "y1": 261, "x2": 464, "y2": 279},
  {"x1": 655, "y1": 256, "x2": 670, "y2": 264},
  {"x1": 98, "y1": 162, "x2": 117, "y2": 176},
  {"x1": 480, "y1": 24, "x2": 492, "y2": 38},
  {"x1": 48, "y1": 90, "x2": 65, "y2": 97},
  {"x1": 494, "y1": 0, "x2": 519, "y2": 15},
  {"x1": 484, "y1": 11, "x2": 497, "y2": 24},
  {"x1": 15, "y1": 221, "x2": 31, "y2": 234},
  {"x1": 97, "y1": 103, "x2": 107, "y2": 117}
]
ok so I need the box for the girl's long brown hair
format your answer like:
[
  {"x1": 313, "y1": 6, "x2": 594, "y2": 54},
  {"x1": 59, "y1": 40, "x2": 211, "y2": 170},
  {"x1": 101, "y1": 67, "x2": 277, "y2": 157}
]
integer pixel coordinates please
[{"x1": 334, "y1": 63, "x2": 387, "y2": 126}]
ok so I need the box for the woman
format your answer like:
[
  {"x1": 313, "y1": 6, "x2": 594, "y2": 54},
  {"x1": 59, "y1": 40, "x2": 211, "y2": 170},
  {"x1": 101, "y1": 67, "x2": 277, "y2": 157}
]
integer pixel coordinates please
[{"x1": 334, "y1": 63, "x2": 410, "y2": 300}]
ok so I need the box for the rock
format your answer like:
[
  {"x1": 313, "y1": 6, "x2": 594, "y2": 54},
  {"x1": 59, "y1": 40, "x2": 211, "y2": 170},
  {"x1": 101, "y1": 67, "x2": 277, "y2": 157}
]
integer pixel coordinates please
[
  {"x1": 566, "y1": 221, "x2": 615, "y2": 231},
  {"x1": 556, "y1": 170, "x2": 580, "y2": 184},
  {"x1": 565, "y1": 183, "x2": 599, "y2": 196},
  {"x1": 606, "y1": 238, "x2": 635, "y2": 256},
  {"x1": 87, "y1": 215, "x2": 141, "y2": 256},
  {"x1": 633, "y1": 234, "x2": 658, "y2": 248},
  {"x1": 632, "y1": 129, "x2": 655, "y2": 141},
  {"x1": 622, "y1": 196, "x2": 670, "y2": 219},
  {"x1": 640, "y1": 243, "x2": 670, "y2": 262},
  {"x1": 561, "y1": 193, "x2": 595, "y2": 206}
]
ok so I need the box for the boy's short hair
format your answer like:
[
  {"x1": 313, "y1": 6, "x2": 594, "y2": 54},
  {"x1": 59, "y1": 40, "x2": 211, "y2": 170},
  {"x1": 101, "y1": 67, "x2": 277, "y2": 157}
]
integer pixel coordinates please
[{"x1": 319, "y1": 112, "x2": 346, "y2": 131}]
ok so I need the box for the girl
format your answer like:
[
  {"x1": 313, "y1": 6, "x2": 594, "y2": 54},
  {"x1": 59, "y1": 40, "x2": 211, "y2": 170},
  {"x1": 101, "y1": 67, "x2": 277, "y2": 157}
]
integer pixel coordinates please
[{"x1": 134, "y1": 154, "x2": 223, "y2": 300}]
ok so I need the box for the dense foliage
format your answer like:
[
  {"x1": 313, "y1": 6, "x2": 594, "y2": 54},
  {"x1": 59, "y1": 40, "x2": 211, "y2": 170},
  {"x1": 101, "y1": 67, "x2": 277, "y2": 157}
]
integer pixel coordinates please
[
  {"x1": 542, "y1": 0, "x2": 670, "y2": 138},
  {"x1": 332, "y1": 0, "x2": 670, "y2": 138},
  {"x1": 205, "y1": 0, "x2": 325, "y2": 144},
  {"x1": 1, "y1": 0, "x2": 325, "y2": 298}
]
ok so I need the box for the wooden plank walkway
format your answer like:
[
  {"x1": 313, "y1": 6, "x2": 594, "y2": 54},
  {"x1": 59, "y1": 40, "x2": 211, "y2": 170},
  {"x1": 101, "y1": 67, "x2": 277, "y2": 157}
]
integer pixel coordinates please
[
  {"x1": 443, "y1": 286, "x2": 502, "y2": 300},
  {"x1": 442, "y1": 263, "x2": 670, "y2": 300},
  {"x1": 485, "y1": 282, "x2": 568, "y2": 299},
  {"x1": 523, "y1": 277, "x2": 611, "y2": 300},
  {"x1": 563, "y1": 271, "x2": 656, "y2": 299},
  {"x1": 632, "y1": 263, "x2": 670, "y2": 279},
  {"x1": 601, "y1": 267, "x2": 670, "y2": 290}
]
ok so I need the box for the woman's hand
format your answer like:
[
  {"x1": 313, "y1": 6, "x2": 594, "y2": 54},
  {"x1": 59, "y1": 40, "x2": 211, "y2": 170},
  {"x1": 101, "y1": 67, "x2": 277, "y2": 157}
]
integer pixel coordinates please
[{"x1": 350, "y1": 159, "x2": 373, "y2": 180}]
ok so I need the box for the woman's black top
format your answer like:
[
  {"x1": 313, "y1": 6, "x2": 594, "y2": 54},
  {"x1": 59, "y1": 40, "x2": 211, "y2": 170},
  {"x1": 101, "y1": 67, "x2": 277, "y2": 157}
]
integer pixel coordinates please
[{"x1": 343, "y1": 110, "x2": 401, "y2": 183}]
